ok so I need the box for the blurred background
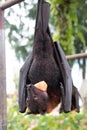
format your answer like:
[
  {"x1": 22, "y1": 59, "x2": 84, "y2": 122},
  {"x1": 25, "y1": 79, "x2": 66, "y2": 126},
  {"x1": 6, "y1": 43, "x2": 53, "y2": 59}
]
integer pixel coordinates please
[{"x1": 1, "y1": 0, "x2": 87, "y2": 129}]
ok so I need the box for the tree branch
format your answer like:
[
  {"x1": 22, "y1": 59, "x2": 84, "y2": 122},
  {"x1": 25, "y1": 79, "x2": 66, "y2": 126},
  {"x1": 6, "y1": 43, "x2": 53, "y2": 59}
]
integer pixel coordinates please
[
  {"x1": 66, "y1": 53, "x2": 87, "y2": 60},
  {"x1": 0, "y1": 0, "x2": 24, "y2": 10}
]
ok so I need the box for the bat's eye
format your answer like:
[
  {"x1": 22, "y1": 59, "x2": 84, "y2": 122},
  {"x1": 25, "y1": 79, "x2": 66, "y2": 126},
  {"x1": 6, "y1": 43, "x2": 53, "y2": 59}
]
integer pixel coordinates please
[{"x1": 34, "y1": 95, "x2": 38, "y2": 101}]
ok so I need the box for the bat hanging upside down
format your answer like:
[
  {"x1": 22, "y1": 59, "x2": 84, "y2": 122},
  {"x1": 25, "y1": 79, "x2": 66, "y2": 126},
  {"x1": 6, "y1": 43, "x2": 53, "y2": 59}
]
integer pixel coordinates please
[{"x1": 18, "y1": 0, "x2": 80, "y2": 115}]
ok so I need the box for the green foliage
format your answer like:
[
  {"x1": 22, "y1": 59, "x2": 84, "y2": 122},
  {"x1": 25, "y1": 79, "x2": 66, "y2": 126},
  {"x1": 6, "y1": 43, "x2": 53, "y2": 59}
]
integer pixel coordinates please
[
  {"x1": 47, "y1": 0, "x2": 87, "y2": 70},
  {"x1": 7, "y1": 94, "x2": 87, "y2": 130},
  {"x1": 48, "y1": 0, "x2": 87, "y2": 55}
]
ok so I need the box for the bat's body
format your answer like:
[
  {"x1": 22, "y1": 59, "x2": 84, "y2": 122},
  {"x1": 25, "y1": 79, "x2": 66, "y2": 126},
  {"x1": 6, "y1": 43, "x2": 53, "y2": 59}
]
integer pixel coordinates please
[
  {"x1": 26, "y1": 30, "x2": 62, "y2": 114},
  {"x1": 18, "y1": 0, "x2": 80, "y2": 114},
  {"x1": 28, "y1": 30, "x2": 61, "y2": 91}
]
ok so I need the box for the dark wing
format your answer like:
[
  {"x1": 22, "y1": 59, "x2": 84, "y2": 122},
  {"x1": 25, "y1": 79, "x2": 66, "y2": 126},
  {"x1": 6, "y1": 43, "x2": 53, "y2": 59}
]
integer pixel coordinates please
[
  {"x1": 18, "y1": 53, "x2": 33, "y2": 113},
  {"x1": 53, "y1": 42, "x2": 72, "y2": 112},
  {"x1": 72, "y1": 85, "x2": 80, "y2": 112},
  {"x1": 46, "y1": 22, "x2": 72, "y2": 112}
]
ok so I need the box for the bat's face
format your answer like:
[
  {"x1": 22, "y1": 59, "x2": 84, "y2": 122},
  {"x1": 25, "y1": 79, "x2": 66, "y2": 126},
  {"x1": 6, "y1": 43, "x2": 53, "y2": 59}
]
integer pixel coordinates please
[{"x1": 26, "y1": 84, "x2": 49, "y2": 115}]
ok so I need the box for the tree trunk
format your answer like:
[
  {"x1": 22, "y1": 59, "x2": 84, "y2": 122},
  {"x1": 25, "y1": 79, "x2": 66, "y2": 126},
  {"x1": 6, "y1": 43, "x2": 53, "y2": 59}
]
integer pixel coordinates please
[{"x1": 0, "y1": 9, "x2": 7, "y2": 130}]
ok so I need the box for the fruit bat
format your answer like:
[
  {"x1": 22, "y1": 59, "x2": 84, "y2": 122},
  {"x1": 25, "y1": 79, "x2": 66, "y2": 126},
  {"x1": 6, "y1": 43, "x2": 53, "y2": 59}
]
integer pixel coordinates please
[{"x1": 18, "y1": 0, "x2": 80, "y2": 114}]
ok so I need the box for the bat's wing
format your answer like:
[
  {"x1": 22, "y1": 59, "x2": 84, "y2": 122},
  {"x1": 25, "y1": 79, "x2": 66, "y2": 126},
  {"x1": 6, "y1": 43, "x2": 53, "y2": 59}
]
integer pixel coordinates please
[
  {"x1": 72, "y1": 85, "x2": 80, "y2": 112},
  {"x1": 53, "y1": 42, "x2": 72, "y2": 112},
  {"x1": 18, "y1": 53, "x2": 33, "y2": 113}
]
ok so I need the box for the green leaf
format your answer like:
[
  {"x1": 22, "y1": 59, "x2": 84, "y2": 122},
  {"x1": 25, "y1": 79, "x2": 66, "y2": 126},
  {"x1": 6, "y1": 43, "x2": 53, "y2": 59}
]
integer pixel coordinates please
[{"x1": 77, "y1": 32, "x2": 85, "y2": 44}]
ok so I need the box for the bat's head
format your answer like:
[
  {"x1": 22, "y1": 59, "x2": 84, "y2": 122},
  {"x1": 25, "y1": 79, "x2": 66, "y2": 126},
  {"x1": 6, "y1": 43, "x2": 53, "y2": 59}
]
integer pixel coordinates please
[{"x1": 26, "y1": 81, "x2": 49, "y2": 115}]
